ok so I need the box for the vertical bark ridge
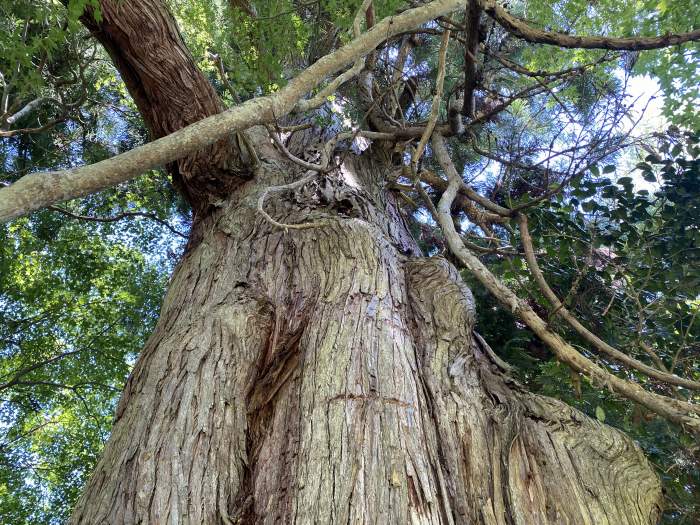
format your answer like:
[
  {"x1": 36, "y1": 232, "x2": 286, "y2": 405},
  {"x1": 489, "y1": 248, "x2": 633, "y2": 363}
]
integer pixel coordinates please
[
  {"x1": 71, "y1": 150, "x2": 661, "y2": 524},
  {"x1": 405, "y1": 256, "x2": 661, "y2": 524},
  {"x1": 71, "y1": 217, "x2": 272, "y2": 523}
]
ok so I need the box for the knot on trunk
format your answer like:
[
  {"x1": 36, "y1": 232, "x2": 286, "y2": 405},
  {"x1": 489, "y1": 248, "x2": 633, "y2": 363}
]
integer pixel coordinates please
[
  {"x1": 405, "y1": 256, "x2": 476, "y2": 338},
  {"x1": 291, "y1": 172, "x2": 370, "y2": 219}
]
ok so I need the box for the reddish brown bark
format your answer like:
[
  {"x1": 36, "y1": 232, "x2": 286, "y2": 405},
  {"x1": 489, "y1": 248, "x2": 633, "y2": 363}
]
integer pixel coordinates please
[{"x1": 81, "y1": 0, "x2": 250, "y2": 210}]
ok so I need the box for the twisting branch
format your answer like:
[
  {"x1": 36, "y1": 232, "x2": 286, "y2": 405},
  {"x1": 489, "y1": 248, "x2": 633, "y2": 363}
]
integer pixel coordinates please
[
  {"x1": 266, "y1": 125, "x2": 329, "y2": 172},
  {"x1": 417, "y1": 167, "x2": 508, "y2": 225},
  {"x1": 0, "y1": 0, "x2": 467, "y2": 223},
  {"x1": 427, "y1": 132, "x2": 700, "y2": 433},
  {"x1": 49, "y1": 206, "x2": 188, "y2": 239},
  {"x1": 257, "y1": 171, "x2": 329, "y2": 231},
  {"x1": 487, "y1": 50, "x2": 614, "y2": 79},
  {"x1": 260, "y1": 123, "x2": 343, "y2": 230},
  {"x1": 1, "y1": 40, "x2": 95, "y2": 137},
  {"x1": 0, "y1": 118, "x2": 66, "y2": 138},
  {"x1": 479, "y1": 0, "x2": 700, "y2": 50},
  {"x1": 516, "y1": 213, "x2": 700, "y2": 391},
  {"x1": 412, "y1": 29, "x2": 451, "y2": 171}
]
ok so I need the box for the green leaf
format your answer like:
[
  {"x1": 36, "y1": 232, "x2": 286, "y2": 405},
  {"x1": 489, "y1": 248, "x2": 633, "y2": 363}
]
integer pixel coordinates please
[{"x1": 595, "y1": 406, "x2": 606, "y2": 423}]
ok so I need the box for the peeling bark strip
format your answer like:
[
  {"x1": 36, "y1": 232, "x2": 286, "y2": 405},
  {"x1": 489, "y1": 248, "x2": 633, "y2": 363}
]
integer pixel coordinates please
[
  {"x1": 80, "y1": 0, "x2": 247, "y2": 207},
  {"x1": 70, "y1": 149, "x2": 661, "y2": 524},
  {"x1": 0, "y1": 0, "x2": 466, "y2": 223}
]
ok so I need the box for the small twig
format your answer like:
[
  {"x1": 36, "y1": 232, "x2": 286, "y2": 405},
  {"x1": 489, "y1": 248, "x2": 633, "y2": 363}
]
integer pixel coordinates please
[
  {"x1": 257, "y1": 171, "x2": 329, "y2": 231},
  {"x1": 49, "y1": 206, "x2": 188, "y2": 238}
]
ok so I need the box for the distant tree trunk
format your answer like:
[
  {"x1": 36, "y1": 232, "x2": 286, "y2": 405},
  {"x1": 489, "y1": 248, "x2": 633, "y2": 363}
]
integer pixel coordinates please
[
  {"x1": 70, "y1": 126, "x2": 661, "y2": 524},
  {"x1": 70, "y1": 2, "x2": 662, "y2": 523}
]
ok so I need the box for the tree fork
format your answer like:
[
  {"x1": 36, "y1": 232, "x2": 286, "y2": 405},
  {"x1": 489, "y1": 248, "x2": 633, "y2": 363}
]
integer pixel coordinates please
[{"x1": 79, "y1": 0, "x2": 249, "y2": 210}]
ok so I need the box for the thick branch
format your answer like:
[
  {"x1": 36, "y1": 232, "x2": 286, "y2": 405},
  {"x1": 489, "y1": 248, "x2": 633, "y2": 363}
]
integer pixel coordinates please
[
  {"x1": 480, "y1": 0, "x2": 700, "y2": 50},
  {"x1": 4, "y1": 97, "x2": 48, "y2": 125},
  {"x1": 80, "y1": 0, "x2": 247, "y2": 209},
  {"x1": 417, "y1": 168, "x2": 508, "y2": 225},
  {"x1": 0, "y1": 0, "x2": 466, "y2": 224}
]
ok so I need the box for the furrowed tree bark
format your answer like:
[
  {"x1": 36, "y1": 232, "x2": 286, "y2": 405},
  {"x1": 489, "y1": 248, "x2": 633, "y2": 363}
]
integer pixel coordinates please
[
  {"x1": 71, "y1": 132, "x2": 661, "y2": 523},
  {"x1": 0, "y1": 0, "x2": 467, "y2": 224},
  {"x1": 65, "y1": 1, "x2": 663, "y2": 523}
]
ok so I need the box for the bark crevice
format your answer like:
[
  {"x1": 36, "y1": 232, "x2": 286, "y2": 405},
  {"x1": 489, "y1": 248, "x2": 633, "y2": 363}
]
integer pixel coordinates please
[{"x1": 71, "y1": 150, "x2": 661, "y2": 524}]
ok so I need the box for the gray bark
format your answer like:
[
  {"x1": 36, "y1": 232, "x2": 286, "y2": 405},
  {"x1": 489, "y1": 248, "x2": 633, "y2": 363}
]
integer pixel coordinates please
[{"x1": 71, "y1": 134, "x2": 661, "y2": 524}]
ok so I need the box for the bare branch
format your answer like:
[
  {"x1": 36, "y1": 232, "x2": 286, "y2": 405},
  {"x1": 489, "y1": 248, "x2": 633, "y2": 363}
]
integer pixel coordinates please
[
  {"x1": 0, "y1": 118, "x2": 65, "y2": 138},
  {"x1": 49, "y1": 206, "x2": 188, "y2": 239},
  {"x1": 428, "y1": 131, "x2": 700, "y2": 433},
  {"x1": 431, "y1": 133, "x2": 511, "y2": 217},
  {"x1": 517, "y1": 213, "x2": 700, "y2": 391},
  {"x1": 4, "y1": 97, "x2": 48, "y2": 125},
  {"x1": 412, "y1": 29, "x2": 451, "y2": 170},
  {"x1": 266, "y1": 125, "x2": 328, "y2": 172},
  {"x1": 480, "y1": 0, "x2": 700, "y2": 50},
  {"x1": 417, "y1": 167, "x2": 508, "y2": 225}
]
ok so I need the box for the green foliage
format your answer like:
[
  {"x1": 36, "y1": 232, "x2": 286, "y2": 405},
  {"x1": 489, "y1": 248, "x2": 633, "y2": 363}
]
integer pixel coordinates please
[
  {"x1": 0, "y1": 127, "x2": 183, "y2": 522},
  {"x1": 0, "y1": 0, "x2": 105, "y2": 118},
  {"x1": 472, "y1": 129, "x2": 699, "y2": 523},
  {"x1": 1, "y1": 4, "x2": 185, "y2": 518},
  {"x1": 0, "y1": 213, "x2": 172, "y2": 523},
  {"x1": 520, "y1": 0, "x2": 700, "y2": 127}
]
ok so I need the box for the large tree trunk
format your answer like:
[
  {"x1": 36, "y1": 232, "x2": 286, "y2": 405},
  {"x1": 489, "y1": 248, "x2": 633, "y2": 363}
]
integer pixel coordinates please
[
  {"x1": 71, "y1": 130, "x2": 661, "y2": 524},
  {"x1": 69, "y1": 3, "x2": 662, "y2": 522}
]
